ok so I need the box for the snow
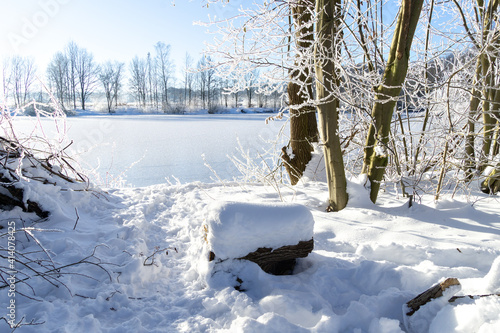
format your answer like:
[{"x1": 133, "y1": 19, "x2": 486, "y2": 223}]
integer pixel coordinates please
[
  {"x1": 2, "y1": 114, "x2": 500, "y2": 332},
  {"x1": 207, "y1": 201, "x2": 314, "y2": 259}
]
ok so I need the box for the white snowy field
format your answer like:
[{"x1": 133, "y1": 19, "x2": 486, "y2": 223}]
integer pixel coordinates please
[{"x1": 1, "y1": 113, "x2": 500, "y2": 332}]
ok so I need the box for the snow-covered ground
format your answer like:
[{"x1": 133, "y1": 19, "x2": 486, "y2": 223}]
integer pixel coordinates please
[{"x1": 2, "y1": 114, "x2": 500, "y2": 332}]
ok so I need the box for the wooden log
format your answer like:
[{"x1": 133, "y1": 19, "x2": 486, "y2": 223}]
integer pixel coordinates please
[
  {"x1": 209, "y1": 238, "x2": 314, "y2": 276},
  {"x1": 405, "y1": 277, "x2": 460, "y2": 316},
  {"x1": 239, "y1": 238, "x2": 314, "y2": 275}
]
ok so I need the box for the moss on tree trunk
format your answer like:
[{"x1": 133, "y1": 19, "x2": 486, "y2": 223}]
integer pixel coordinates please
[{"x1": 362, "y1": 0, "x2": 424, "y2": 203}]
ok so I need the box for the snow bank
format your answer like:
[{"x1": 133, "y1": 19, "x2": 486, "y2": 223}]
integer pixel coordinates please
[{"x1": 207, "y1": 201, "x2": 314, "y2": 259}]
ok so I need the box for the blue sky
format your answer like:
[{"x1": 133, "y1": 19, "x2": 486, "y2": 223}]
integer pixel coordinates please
[
  {"x1": 0, "y1": 0, "x2": 242, "y2": 80},
  {"x1": 1, "y1": 1, "x2": 464, "y2": 82}
]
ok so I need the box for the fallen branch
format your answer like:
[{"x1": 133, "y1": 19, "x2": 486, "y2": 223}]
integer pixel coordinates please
[
  {"x1": 449, "y1": 293, "x2": 500, "y2": 302},
  {"x1": 405, "y1": 277, "x2": 460, "y2": 316}
]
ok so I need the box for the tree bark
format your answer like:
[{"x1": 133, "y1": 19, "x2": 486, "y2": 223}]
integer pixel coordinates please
[
  {"x1": 481, "y1": 164, "x2": 500, "y2": 194},
  {"x1": 465, "y1": 57, "x2": 482, "y2": 178},
  {"x1": 282, "y1": 0, "x2": 319, "y2": 185},
  {"x1": 314, "y1": 0, "x2": 348, "y2": 211},
  {"x1": 459, "y1": 0, "x2": 500, "y2": 173},
  {"x1": 209, "y1": 239, "x2": 314, "y2": 276},
  {"x1": 238, "y1": 239, "x2": 314, "y2": 275},
  {"x1": 361, "y1": 0, "x2": 424, "y2": 203}
]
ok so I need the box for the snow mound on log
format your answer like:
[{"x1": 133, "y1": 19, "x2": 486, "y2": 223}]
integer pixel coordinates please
[{"x1": 207, "y1": 201, "x2": 314, "y2": 259}]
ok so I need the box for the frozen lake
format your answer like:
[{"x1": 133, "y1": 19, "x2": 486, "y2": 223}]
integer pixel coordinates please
[{"x1": 10, "y1": 113, "x2": 287, "y2": 187}]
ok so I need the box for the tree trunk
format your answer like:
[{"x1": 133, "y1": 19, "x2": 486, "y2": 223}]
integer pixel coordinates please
[
  {"x1": 480, "y1": 50, "x2": 496, "y2": 170},
  {"x1": 361, "y1": 0, "x2": 424, "y2": 203},
  {"x1": 314, "y1": 0, "x2": 347, "y2": 211},
  {"x1": 481, "y1": 163, "x2": 500, "y2": 194},
  {"x1": 282, "y1": 0, "x2": 319, "y2": 185},
  {"x1": 465, "y1": 57, "x2": 482, "y2": 178}
]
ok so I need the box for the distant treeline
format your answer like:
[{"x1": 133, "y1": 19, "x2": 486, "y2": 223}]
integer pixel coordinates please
[{"x1": 1, "y1": 41, "x2": 283, "y2": 114}]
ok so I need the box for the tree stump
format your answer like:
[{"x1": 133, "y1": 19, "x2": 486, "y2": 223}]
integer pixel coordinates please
[{"x1": 206, "y1": 201, "x2": 314, "y2": 276}]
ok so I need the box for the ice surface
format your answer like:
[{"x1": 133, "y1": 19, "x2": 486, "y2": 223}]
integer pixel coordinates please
[{"x1": 10, "y1": 114, "x2": 286, "y2": 187}]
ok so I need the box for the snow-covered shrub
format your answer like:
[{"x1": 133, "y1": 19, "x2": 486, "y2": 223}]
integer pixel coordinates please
[
  {"x1": 166, "y1": 104, "x2": 186, "y2": 114},
  {"x1": 0, "y1": 105, "x2": 110, "y2": 329}
]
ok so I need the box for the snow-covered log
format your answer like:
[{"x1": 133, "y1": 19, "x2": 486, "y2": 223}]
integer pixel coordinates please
[
  {"x1": 0, "y1": 135, "x2": 88, "y2": 219},
  {"x1": 206, "y1": 201, "x2": 314, "y2": 275}
]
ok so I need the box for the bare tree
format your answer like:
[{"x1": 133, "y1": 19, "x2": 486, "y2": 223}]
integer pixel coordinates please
[
  {"x1": 205, "y1": 56, "x2": 217, "y2": 110},
  {"x1": 197, "y1": 57, "x2": 208, "y2": 109},
  {"x1": 196, "y1": 0, "x2": 500, "y2": 203},
  {"x1": 75, "y1": 47, "x2": 99, "y2": 110},
  {"x1": 450, "y1": 0, "x2": 500, "y2": 193},
  {"x1": 155, "y1": 42, "x2": 173, "y2": 110},
  {"x1": 129, "y1": 56, "x2": 148, "y2": 107},
  {"x1": 11, "y1": 56, "x2": 37, "y2": 107},
  {"x1": 2, "y1": 58, "x2": 12, "y2": 104},
  {"x1": 245, "y1": 70, "x2": 258, "y2": 108},
  {"x1": 113, "y1": 63, "x2": 124, "y2": 109},
  {"x1": 66, "y1": 41, "x2": 79, "y2": 110},
  {"x1": 232, "y1": 79, "x2": 239, "y2": 108},
  {"x1": 47, "y1": 52, "x2": 70, "y2": 110},
  {"x1": 99, "y1": 61, "x2": 124, "y2": 113},
  {"x1": 147, "y1": 52, "x2": 155, "y2": 109},
  {"x1": 183, "y1": 52, "x2": 194, "y2": 106}
]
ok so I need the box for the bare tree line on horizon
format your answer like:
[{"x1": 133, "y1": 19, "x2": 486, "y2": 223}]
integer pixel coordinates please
[{"x1": 0, "y1": 41, "x2": 283, "y2": 114}]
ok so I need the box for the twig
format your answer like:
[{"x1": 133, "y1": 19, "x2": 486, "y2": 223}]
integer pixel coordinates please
[
  {"x1": 73, "y1": 208, "x2": 80, "y2": 231},
  {"x1": 143, "y1": 247, "x2": 178, "y2": 266}
]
